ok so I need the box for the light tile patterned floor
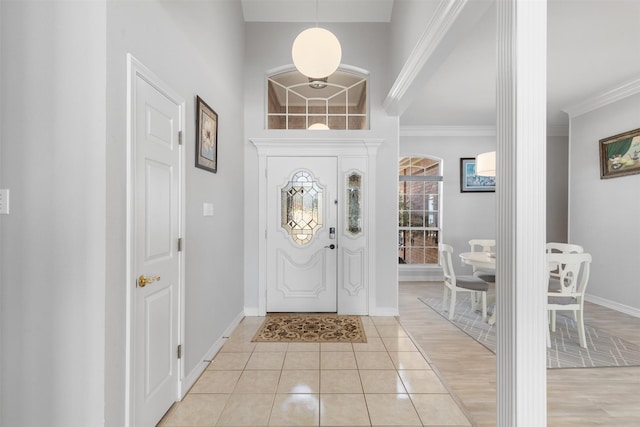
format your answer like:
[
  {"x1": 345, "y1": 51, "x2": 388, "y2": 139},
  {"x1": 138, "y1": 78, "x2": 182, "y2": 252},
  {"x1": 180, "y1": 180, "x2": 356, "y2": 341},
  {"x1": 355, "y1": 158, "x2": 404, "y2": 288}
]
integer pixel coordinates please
[{"x1": 158, "y1": 315, "x2": 472, "y2": 427}]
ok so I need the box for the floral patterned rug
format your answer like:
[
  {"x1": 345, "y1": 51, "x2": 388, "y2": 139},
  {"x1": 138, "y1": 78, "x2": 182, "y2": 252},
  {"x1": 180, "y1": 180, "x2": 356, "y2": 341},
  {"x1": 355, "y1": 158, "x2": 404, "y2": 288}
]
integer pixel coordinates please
[{"x1": 252, "y1": 313, "x2": 367, "y2": 343}]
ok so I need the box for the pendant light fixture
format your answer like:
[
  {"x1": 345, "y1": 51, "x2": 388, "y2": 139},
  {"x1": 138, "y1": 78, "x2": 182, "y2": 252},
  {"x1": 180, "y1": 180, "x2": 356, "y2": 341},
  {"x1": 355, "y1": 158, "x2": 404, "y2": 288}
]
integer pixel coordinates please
[
  {"x1": 308, "y1": 122, "x2": 330, "y2": 130},
  {"x1": 291, "y1": 0, "x2": 342, "y2": 80},
  {"x1": 476, "y1": 151, "x2": 496, "y2": 177}
]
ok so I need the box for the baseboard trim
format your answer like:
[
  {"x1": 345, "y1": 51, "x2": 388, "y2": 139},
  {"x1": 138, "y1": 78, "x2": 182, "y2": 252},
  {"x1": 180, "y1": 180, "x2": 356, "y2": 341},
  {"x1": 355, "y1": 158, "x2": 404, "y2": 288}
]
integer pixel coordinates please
[
  {"x1": 585, "y1": 294, "x2": 640, "y2": 318},
  {"x1": 399, "y1": 265, "x2": 444, "y2": 282},
  {"x1": 243, "y1": 307, "x2": 261, "y2": 316},
  {"x1": 181, "y1": 310, "x2": 245, "y2": 397},
  {"x1": 371, "y1": 307, "x2": 400, "y2": 317},
  {"x1": 399, "y1": 272, "x2": 444, "y2": 282}
]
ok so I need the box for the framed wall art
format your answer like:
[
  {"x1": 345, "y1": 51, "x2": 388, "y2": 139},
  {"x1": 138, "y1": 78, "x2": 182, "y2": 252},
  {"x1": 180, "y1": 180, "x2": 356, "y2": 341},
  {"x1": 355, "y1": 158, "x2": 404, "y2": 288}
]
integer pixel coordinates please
[
  {"x1": 599, "y1": 128, "x2": 640, "y2": 179},
  {"x1": 196, "y1": 96, "x2": 218, "y2": 173},
  {"x1": 460, "y1": 157, "x2": 496, "y2": 192}
]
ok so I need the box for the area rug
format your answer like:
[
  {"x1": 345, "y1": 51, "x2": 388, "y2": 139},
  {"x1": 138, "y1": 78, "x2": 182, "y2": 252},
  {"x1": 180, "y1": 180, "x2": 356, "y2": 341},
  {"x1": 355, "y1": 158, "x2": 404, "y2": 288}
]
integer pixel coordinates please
[
  {"x1": 252, "y1": 313, "x2": 367, "y2": 343},
  {"x1": 419, "y1": 296, "x2": 640, "y2": 369}
]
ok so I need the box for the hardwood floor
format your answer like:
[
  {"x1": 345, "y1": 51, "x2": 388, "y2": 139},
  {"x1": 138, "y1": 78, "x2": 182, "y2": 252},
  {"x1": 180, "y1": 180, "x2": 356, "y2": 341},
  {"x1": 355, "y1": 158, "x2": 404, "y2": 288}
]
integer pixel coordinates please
[{"x1": 398, "y1": 282, "x2": 640, "y2": 427}]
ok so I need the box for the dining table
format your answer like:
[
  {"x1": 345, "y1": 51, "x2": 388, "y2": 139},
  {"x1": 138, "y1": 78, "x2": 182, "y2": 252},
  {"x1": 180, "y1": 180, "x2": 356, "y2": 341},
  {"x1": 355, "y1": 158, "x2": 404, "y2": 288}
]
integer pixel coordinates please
[{"x1": 459, "y1": 251, "x2": 497, "y2": 324}]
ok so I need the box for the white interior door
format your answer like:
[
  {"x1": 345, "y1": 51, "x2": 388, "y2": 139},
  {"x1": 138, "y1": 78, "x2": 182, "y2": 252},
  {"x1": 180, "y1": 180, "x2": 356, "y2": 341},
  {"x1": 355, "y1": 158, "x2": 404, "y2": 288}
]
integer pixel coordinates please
[
  {"x1": 131, "y1": 65, "x2": 182, "y2": 427},
  {"x1": 267, "y1": 157, "x2": 338, "y2": 312}
]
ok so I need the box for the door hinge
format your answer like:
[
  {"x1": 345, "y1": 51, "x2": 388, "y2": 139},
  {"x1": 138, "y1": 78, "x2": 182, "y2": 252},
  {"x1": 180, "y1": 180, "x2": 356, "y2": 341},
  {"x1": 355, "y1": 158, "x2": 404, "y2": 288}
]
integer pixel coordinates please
[
  {"x1": 177, "y1": 344, "x2": 182, "y2": 359},
  {"x1": 178, "y1": 237, "x2": 183, "y2": 252},
  {"x1": 178, "y1": 131, "x2": 183, "y2": 145}
]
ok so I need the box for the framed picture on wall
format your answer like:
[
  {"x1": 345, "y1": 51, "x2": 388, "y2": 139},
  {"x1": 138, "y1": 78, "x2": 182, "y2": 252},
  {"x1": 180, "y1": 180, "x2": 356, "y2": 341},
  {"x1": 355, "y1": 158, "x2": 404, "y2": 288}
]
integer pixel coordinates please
[
  {"x1": 195, "y1": 96, "x2": 218, "y2": 173},
  {"x1": 460, "y1": 158, "x2": 496, "y2": 192},
  {"x1": 599, "y1": 128, "x2": 640, "y2": 179}
]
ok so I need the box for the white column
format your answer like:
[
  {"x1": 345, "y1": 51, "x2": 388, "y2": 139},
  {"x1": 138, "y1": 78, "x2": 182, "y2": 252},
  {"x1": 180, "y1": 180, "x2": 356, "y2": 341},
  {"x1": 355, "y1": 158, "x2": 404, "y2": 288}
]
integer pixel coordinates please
[{"x1": 496, "y1": 1, "x2": 548, "y2": 426}]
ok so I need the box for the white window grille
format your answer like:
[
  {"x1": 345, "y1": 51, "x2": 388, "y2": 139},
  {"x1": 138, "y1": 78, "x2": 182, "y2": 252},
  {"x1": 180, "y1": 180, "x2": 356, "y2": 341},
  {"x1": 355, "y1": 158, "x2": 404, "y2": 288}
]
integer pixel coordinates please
[
  {"x1": 267, "y1": 68, "x2": 368, "y2": 130},
  {"x1": 398, "y1": 156, "x2": 442, "y2": 265}
]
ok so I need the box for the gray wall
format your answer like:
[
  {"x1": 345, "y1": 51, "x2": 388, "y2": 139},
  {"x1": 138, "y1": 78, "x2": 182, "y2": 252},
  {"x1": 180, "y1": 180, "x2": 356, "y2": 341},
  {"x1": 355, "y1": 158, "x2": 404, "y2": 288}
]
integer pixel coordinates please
[
  {"x1": 1, "y1": 2, "x2": 106, "y2": 426},
  {"x1": 547, "y1": 135, "x2": 569, "y2": 243},
  {"x1": 243, "y1": 22, "x2": 400, "y2": 314},
  {"x1": 400, "y1": 132, "x2": 569, "y2": 277},
  {"x1": 106, "y1": 1, "x2": 245, "y2": 425},
  {"x1": 388, "y1": 0, "x2": 439, "y2": 85},
  {"x1": 1, "y1": 1, "x2": 246, "y2": 426},
  {"x1": 569, "y1": 93, "x2": 640, "y2": 312}
]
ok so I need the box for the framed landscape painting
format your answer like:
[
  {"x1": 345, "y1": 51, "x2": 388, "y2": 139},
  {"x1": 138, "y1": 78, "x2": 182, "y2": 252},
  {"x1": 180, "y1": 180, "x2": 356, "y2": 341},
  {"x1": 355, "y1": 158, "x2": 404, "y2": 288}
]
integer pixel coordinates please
[
  {"x1": 599, "y1": 128, "x2": 640, "y2": 179},
  {"x1": 196, "y1": 96, "x2": 218, "y2": 173},
  {"x1": 460, "y1": 158, "x2": 495, "y2": 192}
]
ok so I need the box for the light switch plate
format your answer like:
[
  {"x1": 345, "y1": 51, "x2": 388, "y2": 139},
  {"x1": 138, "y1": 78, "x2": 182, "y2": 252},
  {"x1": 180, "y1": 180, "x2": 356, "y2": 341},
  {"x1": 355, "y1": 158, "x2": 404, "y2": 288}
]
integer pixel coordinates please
[
  {"x1": 0, "y1": 189, "x2": 9, "y2": 214},
  {"x1": 203, "y1": 202, "x2": 214, "y2": 217}
]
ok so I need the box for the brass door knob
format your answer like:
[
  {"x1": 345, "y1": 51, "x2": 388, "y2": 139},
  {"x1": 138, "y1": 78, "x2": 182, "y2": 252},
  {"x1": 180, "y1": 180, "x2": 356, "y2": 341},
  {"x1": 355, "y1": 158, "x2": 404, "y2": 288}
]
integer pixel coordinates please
[{"x1": 138, "y1": 275, "x2": 160, "y2": 288}]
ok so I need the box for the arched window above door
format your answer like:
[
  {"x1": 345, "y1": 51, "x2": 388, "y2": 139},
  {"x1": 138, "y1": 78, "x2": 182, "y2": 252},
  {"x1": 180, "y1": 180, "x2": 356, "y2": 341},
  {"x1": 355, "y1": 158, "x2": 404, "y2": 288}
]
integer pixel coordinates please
[{"x1": 267, "y1": 67, "x2": 368, "y2": 130}]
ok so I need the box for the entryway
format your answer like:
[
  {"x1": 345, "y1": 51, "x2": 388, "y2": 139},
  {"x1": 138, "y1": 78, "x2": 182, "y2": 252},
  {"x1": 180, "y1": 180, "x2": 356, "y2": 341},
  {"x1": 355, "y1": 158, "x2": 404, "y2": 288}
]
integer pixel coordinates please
[{"x1": 251, "y1": 138, "x2": 380, "y2": 316}]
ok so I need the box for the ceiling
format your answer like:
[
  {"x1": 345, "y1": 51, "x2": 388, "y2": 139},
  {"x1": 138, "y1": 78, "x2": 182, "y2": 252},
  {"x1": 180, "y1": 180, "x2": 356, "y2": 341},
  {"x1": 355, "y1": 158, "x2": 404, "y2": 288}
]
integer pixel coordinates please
[
  {"x1": 241, "y1": 0, "x2": 394, "y2": 23},
  {"x1": 242, "y1": 0, "x2": 640, "y2": 128}
]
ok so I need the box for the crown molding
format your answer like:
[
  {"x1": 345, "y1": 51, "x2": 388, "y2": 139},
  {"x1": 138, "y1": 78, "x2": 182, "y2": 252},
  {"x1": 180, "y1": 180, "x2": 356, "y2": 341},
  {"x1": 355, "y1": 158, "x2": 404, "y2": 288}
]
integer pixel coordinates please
[
  {"x1": 400, "y1": 125, "x2": 495, "y2": 137},
  {"x1": 563, "y1": 76, "x2": 640, "y2": 118},
  {"x1": 384, "y1": 0, "x2": 470, "y2": 115},
  {"x1": 400, "y1": 124, "x2": 569, "y2": 138}
]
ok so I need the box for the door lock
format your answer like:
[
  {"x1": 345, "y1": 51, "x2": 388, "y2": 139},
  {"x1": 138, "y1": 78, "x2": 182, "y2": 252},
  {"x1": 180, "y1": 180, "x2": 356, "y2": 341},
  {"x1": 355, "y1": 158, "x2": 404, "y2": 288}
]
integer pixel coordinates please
[
  {"x1": 138, "y1": 275, "x2": 160, "y2": 288},
  {"x1": 329, "y1": 227, "x2": 335, "y2": 239},
  {"x1": 324, "y1": 244, "x2": 336, "y2": 250}
]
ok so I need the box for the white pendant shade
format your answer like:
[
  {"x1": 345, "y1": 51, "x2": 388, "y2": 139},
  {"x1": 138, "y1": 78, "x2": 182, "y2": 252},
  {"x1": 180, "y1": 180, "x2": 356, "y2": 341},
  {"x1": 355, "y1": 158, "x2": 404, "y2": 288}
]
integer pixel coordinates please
[
  {"x1": 476, "y1": 151, "x2": 496, "y2": 177},
  {"x1": 308, "y1": 122, "x2": 330, "y2": 130},
  {"x1": 292, "y1": 27, "x2": 342, "y2": 79}
]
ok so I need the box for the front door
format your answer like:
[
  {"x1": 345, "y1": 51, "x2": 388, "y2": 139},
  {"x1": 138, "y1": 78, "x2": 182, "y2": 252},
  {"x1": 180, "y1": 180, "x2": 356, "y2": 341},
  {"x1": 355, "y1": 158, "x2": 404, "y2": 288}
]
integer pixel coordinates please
[
  {"x1": 267, "y1": 157, "x2": 338, "y2": 312},
  {"x1": 130, "y1": 58, "x2": 182, "y2": 427}
]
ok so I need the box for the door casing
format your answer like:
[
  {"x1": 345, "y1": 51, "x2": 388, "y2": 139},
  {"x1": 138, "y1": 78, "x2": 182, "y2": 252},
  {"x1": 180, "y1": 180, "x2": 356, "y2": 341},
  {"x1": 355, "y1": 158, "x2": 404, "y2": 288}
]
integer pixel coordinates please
[{"x1": 251, "y1": 138, "x2": 381, "y2": 316}]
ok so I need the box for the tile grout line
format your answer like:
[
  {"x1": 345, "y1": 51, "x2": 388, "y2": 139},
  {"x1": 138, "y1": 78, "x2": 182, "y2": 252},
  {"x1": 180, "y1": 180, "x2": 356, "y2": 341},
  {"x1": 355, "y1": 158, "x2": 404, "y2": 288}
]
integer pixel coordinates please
[
  {"x1": 167, "y1": 315, "x2": 472, "y2": 427},
  {"x1": 398, "y1": 303, "x2": 480, "y2": 427}
]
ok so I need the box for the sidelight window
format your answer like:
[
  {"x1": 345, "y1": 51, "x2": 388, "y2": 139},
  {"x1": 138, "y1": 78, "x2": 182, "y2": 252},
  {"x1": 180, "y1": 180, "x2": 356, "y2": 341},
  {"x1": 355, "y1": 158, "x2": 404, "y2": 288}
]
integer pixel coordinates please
[{"x1": 346, "y1": 172, "x2": 362, "y2": 235}]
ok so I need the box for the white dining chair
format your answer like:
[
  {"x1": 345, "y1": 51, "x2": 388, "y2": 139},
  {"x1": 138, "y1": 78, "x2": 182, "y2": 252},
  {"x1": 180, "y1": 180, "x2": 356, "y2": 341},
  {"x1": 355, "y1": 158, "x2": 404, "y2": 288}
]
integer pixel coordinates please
[
  {"x1": 546, "y1": 242, "x2": 584, "y2": 325},
  {"x1": 546, "y1": 242, "x2": 584, "y2": 280},
  {"x1": 469, "y1": 239, "x2": 496, "y2": 253},
  {"x1": 546, "y1": 252, "x2": 592, "y2": 348},
  {"x1": 468, "y1": 239, "x2": 496, "y2": 283},
  {"x1": 439, "y1": 243, "x2": 489, "y2": 321}
]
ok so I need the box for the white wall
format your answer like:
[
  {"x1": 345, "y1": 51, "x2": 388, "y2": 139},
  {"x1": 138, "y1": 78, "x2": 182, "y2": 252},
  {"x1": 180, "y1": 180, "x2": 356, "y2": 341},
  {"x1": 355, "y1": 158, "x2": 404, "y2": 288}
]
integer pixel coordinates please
[
  {"x1": 0, "y1": 2, "x2": 106, "y2": 426},
  {"x1": 105, "y1": 1, "x2": 245, "y2": 424},
  {"x1": 400, "y1": 132, "x2": 569, "y2": 278},
  {"x1": 569, "y1": 92, "x2": 640, "y2": 313},
  {"x1": 243, "y1": 22, "x2": 400, "y2": 315}
]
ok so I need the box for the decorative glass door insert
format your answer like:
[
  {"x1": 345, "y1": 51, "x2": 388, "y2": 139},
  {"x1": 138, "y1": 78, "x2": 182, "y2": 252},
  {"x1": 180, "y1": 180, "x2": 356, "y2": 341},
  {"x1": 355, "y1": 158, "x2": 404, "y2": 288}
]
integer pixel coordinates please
[
  {"x1": 281, "y1": 170, "x2": 323, "y2": 245},
  {"x1": 346, "y1": 172, "x2": 362, "y2": 235}
]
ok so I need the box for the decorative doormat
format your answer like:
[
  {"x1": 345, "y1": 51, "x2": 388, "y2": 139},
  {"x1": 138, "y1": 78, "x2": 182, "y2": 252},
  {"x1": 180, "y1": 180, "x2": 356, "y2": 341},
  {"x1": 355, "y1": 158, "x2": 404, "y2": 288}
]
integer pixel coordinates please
[
  {"x1": 419, "y1": 295, "x2": 640, "y2": 369},
  {"x1": 252, "y1": 313, "x2": 367, "y2": 343}
]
